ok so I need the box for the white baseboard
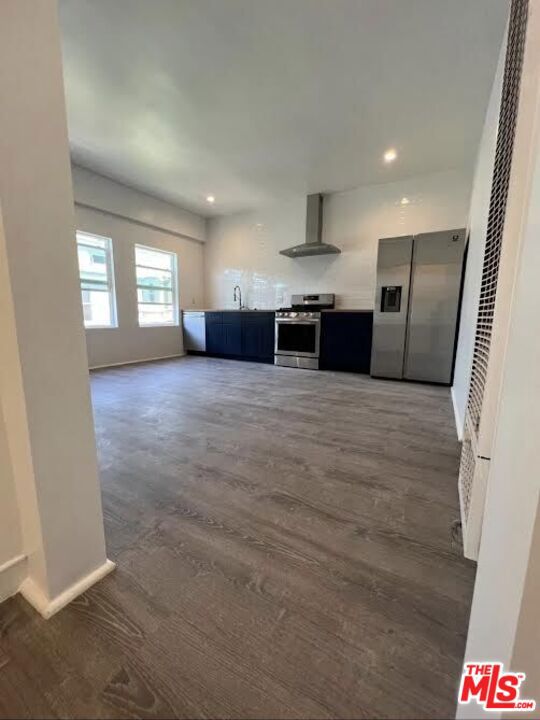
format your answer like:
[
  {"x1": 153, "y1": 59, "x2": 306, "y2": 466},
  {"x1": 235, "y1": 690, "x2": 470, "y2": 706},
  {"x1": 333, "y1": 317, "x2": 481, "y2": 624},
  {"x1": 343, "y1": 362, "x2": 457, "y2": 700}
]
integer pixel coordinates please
[
  {"x1": 451, "y1": 386, "x2": 464, "y2": 441},
  {"x1": 20, "y1": 559, "x2": 115, "y2": 619},
  {"x1": 89, "y1": 353, "x2": 185, "y2": 370},
  {"x1": 0, "y1": 554, "x2": 27, "y2": 605}
]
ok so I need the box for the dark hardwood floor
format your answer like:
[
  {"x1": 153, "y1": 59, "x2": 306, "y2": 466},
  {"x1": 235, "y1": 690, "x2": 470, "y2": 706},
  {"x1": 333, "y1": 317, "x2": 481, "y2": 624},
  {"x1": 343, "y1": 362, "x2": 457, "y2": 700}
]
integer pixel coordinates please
[{"x1": 0, "y1": 356, "x2": 475, "y2": 719}]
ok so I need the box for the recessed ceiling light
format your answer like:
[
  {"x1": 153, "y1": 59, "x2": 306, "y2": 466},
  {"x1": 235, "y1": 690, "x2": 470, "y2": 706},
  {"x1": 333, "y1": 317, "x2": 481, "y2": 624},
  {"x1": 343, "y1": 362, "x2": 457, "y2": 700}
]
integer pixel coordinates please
[
  {"x1": 384, "y1": 148, "x2": 397, "y2": 163},
  {"x1": 400, "y1": 197, "x2": 410, "y2": 205},
  {"x1": 206, "y1": 195, "x2": 215, "y2": 204}
]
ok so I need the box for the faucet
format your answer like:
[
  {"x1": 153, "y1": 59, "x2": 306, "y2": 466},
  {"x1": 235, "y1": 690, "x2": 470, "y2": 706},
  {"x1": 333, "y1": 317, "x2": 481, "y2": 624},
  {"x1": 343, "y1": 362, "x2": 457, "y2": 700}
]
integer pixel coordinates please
[{"x1": 233, "y1": 285, "x2": 243, "y2": 310}]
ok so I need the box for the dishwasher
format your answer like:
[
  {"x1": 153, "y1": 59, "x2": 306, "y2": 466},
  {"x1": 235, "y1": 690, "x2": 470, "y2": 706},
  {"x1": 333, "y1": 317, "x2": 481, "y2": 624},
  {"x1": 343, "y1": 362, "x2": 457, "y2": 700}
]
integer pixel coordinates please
[{"x1": 182, "y1": 311, "x2": 206, "y2": 352}]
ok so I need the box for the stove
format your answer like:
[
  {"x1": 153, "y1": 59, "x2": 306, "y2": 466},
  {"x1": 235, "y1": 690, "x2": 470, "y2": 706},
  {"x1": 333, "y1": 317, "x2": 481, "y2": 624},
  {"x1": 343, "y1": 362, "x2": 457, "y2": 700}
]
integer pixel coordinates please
[{"x1": 274, "y1": 294, "x2": 334, "y2": 370}]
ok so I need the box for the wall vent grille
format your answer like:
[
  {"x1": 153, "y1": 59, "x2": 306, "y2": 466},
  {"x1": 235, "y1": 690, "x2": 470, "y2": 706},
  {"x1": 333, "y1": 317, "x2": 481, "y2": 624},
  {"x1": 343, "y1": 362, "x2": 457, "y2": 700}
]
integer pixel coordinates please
[
  {"x1": 459, "y1": 0, "x2": 528, "y2": 558},
  {"x1": 466, "y1": 0, "x2": 528, "y2": 433}
]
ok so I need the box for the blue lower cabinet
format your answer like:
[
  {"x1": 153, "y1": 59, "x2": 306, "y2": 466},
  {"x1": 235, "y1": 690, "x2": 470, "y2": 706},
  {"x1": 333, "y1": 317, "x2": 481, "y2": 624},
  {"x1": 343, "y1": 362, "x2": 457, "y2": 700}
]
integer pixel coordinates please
[
  {"x1": 205, "y1": 312, "x2": 223, "y2": 324},
  {"x1": 222, "y1": 315, "x2": 242, "y2": 355},
  {"x1": 205, "y1": 312, "x2": 275, "y2": 362},
  {"x1": 205, "y1": 313, "x2": 225, "y2": 354},
  {"x1": 320, "y1": 312, "x2": 373, "y2": 373},
  {"x1": 206, "y1": 324, "x2": 224, "y2": 354},
  {"x1": 259, "y1": 316, "x2": 275, "y2": 359},
  {"x1": 205, "y1": 311, "x2": 372, "y2": 372},
  {"x1": 241, "y1": 313, "x2": 275, "y2": 362}
]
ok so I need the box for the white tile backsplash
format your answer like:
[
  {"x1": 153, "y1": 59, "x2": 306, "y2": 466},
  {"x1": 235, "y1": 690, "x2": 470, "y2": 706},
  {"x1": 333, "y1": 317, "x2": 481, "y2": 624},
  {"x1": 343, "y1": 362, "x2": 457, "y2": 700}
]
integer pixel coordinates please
[{"x1": 205, "y1": 168, "x2": 473, "y2": 310}]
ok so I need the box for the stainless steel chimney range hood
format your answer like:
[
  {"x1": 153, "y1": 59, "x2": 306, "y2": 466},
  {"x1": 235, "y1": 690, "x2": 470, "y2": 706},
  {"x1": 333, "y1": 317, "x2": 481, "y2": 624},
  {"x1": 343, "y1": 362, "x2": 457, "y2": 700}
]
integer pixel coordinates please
[{"x1": 280, "y1": 193, "x2": 341, "y2": 258}]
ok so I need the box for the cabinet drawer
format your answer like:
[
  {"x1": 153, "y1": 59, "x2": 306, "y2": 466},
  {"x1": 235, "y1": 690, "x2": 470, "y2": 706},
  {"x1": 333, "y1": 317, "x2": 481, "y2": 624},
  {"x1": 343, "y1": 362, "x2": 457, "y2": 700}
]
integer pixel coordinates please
[{"x1": 320, "y1": 312, "x2": 373, "y2": 373}]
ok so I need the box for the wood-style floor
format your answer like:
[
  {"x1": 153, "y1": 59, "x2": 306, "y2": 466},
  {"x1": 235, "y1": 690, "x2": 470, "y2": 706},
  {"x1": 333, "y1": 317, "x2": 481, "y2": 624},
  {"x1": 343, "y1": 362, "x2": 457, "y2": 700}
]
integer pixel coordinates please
[{"x1": 0, "y1": 356, "x2": 475, "y2": 719}]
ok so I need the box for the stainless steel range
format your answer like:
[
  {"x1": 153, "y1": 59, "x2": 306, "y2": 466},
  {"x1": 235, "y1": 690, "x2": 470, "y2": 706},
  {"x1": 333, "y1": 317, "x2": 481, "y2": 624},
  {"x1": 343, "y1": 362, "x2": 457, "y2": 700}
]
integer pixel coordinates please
[{"x1": 274, "y1": 293, "x2": 334, "y2": 370}]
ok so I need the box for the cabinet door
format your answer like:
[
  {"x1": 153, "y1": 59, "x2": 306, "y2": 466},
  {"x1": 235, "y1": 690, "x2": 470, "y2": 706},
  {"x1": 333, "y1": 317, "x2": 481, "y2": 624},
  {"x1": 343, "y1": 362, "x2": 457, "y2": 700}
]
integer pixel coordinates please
[
  {"x1": 320, "y1": 312, "x2": 373, "y2": 373},
  {"x1": 241, "y1": 313, "x2": 275, "y2": 361},
  {"x1": 205, "y1": 312, "x2": 223, "y2": 325},
  {"x1": 205, "y1": 313, "x2": 224, "y2": 354},
  {"x1": 222, "y1": 315, "x2": 242, "y2": 355},
  {"x1": 241, "y1": 315, "x2": 260, "y2": 358},
  {"x1": 259, "y1": 314, "x2": 275, "y2": 359}
]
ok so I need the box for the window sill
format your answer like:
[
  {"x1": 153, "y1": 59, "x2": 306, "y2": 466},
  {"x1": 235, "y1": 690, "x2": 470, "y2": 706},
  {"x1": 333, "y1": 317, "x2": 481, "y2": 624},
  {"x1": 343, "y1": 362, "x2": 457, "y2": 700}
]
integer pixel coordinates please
[
  {"x1": 138, "y1": 323, "x2": 180, "y2": 329},
  {"x1": 85, "y1": 325, "x2": 118, "y2": 330}
]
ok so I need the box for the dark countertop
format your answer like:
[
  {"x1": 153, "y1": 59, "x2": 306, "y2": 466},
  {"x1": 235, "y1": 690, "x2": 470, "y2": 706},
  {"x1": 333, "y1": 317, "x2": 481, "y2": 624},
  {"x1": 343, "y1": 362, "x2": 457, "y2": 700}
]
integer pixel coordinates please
[{"x1": 183, "y1": 308, "x2": 373, "y2": 313}]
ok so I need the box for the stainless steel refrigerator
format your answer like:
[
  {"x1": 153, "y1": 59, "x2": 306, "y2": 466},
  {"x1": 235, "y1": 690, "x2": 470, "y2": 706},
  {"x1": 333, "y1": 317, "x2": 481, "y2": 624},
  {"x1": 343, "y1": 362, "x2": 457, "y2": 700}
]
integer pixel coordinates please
[{"x1": 370, "y1": 228, "x2": 466, "y2": 384}]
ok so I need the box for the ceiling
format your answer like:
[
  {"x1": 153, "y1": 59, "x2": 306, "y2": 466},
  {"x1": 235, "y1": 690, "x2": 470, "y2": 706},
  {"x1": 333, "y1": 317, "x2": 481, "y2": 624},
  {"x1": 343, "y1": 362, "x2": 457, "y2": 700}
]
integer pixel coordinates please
[{"x1": 59, "y1": 0, "x2": 509, "y2": 217}]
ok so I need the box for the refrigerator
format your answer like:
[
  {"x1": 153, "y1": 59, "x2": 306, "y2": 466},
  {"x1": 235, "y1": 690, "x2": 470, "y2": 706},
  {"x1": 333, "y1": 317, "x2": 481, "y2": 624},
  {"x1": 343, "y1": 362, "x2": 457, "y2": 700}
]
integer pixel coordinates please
[{"x1": 370, "y1": 228, "x2": 466, "y2": 384}]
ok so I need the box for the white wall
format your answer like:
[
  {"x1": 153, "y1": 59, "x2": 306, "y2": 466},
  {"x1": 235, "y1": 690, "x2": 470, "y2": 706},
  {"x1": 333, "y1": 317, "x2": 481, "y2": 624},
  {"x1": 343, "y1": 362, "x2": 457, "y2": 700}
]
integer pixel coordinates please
[
  {"x1": 72, "y1": 165, "x2": 205, "y2": 242},
  {"x1": 0, "y1": 401, "x2": 25, "y2": 603},
  {"x1": 457, "y1": 3, "x2": 540, "y2": 714},
  {"x1": 71, "y1": 168, "x2": 206, "y2": 368},
  {"x1": 452, "y1": 40, "x2": 506, "y2": 438},
  {"x1": 205, "y1": 168, "x2": 472, "y2": 310},
  {"x1": 0, "y1": 0, "x2": 110, "y2": 617},
  {"x1": 512, "y1": 503, "x2": 540, "y2": 709},
  {"x1": 459, "y1": 117, "x2": 540, "y2": 716}
]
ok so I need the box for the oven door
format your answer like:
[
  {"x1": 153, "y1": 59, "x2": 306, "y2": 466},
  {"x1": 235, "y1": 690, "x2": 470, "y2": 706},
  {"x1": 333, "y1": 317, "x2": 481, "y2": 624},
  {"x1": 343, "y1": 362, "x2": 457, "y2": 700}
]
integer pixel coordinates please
[{"x1": 275, "y1": 318, "x2": 321, "y2": 358}]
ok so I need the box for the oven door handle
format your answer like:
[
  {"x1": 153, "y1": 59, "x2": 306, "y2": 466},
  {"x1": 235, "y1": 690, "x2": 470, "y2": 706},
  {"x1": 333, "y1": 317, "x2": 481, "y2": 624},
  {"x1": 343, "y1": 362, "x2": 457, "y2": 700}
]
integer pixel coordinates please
[{"x1": 275, "y1": 320, "x2": 320, "y2": 325}]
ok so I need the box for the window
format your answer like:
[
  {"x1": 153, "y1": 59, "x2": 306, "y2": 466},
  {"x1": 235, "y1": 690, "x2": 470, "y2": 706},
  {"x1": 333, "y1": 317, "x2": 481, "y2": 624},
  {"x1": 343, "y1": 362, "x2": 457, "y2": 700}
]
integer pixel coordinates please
[
  {"x1": 76, "y1": 231, "x2": 117, "y2": 328},
  {"x1": 135, "y1": 245, "x2": 178, "y2": 326}
]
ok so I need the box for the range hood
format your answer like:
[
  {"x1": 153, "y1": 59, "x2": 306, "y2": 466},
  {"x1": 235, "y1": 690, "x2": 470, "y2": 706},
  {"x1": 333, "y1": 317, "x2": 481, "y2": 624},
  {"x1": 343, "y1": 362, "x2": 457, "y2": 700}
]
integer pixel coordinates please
[{"x1": 280, "y1": 193, "x2": 341, "y2": 258}]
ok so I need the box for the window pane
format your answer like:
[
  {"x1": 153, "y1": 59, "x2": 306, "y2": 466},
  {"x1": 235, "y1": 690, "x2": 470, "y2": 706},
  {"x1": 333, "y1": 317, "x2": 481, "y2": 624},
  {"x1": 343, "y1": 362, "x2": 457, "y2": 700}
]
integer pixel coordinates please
[
  {"x1": 81, "y1": 280, "x2": 108, "y2": 291},
  {"x1": 138, "y1": 303, "x2": 174, "y2": 325},
  {"x1": 137, "y1": 288, "x2": 173, "y2": 304},
  {"x1": 135, "y1": 266, "x2": 172, "y2": 289},
  {"x1": 81, "y1": 289, "x2": 112, "y2": 327},
  {"x1": 76, "y1": 231, "x2": 116, "y2": 328},
  {"x1": 135, "y1": 246, "x2": 172, "y2": 271},
  {"x1": 78, "y1": 245, "x2": 108, "y2": 283},
  {"x1": 77, "y1": 232, "x2": 108, "y2": 250},
  {"x1": 135, "y1": 245, "x2": 177, "y2": 326}
]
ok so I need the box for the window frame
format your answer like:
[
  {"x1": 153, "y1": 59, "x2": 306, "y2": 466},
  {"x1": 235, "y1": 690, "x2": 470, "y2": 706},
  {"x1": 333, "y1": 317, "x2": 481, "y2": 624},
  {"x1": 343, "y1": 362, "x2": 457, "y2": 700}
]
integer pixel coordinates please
[
  {"x1": 134, "y1": 244, "x2": 179, "y2": 327},
  {"x1": 76, "y1": 230, "x2": 118, "y2": 329}
]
